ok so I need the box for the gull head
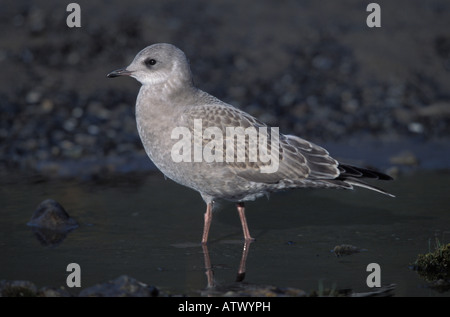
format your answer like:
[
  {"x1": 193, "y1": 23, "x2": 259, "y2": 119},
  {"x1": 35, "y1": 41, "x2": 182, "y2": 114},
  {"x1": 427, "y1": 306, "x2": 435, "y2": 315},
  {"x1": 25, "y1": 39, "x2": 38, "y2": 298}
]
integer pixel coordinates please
[{"x1": 107, "y1": 43, "x2": 193, "y2": 87}]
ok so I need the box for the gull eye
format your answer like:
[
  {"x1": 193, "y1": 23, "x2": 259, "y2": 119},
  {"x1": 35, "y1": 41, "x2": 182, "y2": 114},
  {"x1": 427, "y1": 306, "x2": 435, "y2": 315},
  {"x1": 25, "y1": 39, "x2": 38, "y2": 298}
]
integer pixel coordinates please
[{"x1": 144, "y1": 58, "x2": 157, "y2": 68}]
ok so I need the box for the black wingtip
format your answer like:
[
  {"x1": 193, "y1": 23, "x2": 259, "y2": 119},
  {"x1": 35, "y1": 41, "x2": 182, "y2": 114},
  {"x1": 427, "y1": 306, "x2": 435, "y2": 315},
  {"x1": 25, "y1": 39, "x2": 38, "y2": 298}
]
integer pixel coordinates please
[{"x1": 338, "y1": 164, "x2": 393, "y2": 181}]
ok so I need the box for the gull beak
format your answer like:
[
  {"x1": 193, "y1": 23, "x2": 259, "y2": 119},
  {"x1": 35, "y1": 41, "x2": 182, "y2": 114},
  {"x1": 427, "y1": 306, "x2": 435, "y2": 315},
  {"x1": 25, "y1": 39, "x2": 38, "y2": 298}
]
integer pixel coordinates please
[{"x1": 107, "y1": 68, "x2": 133, "y2": 78}]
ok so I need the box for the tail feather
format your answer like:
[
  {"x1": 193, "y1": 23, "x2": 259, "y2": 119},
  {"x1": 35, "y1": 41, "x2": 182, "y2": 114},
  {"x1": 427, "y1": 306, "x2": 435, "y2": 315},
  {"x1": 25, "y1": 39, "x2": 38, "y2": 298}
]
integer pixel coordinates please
[
  {"x1": 336, "y1": 164, "x2": 395, "y2": 197},
  {"x1": 344, "y1": 177, "x2": 395, "y2": 197}
]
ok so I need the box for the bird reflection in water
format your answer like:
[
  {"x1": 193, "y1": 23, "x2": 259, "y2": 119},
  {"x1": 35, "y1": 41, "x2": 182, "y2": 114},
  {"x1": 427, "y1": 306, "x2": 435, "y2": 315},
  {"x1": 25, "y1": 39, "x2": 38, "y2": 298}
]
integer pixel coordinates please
[{"x1": 201, "y1": 240, "x2": 252, "y2": 292}]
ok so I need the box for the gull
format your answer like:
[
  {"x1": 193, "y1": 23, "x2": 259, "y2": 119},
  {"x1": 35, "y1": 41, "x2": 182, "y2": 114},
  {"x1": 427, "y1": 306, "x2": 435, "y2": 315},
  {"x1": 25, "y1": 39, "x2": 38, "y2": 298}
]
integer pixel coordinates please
[{"x1": 107, "y1": 43, "x2": 394, "y2": 244}]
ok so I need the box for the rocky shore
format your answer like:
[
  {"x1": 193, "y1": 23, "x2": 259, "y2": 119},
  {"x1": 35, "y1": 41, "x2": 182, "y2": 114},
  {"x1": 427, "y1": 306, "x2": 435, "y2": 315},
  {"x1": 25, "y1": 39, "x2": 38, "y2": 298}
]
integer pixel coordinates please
[{"x1": 1, "y1": 0, "x2": 449, "y2": 178}]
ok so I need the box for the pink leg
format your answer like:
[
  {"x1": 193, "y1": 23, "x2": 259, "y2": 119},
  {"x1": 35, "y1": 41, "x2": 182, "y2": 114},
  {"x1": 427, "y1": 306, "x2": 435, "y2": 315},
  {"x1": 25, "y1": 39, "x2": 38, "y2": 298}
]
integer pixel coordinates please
[
  {"x1": 202, "y1": 244, "x2": 214, "y2": 288},
  {"x1": 236, "y1": 239, "x2": 252, "y2": 282},
  {"x1": 237, "y1": 202, "x2": 255, "y2": 242},
  {"x1": 202, "y1": 203, "x2": 213, "y2": 244}
]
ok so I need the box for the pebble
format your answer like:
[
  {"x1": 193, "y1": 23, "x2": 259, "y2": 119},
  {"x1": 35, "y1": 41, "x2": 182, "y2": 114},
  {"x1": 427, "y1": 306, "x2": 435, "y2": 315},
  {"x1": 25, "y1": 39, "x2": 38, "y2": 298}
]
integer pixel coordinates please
[
  {"x1": 71, "y1": 107, "x2": 84, "y2": 118},
  {"x1": 25, "y1": 91, "x2": 41, "y2": 104},
  {"x1": 27, "y1": 199, "x2": 78, "y2": 231},
  {"x1": 408, "y1": 122, "x2": 425, "y2": 134},
  {"x1": 332, "y1": 244, "x2": 366, "y2": 257},
  {"x1": 0, "y1": 276, "x2": 157, "y2": 297},
  {"x1": 389, "y1": 151, "x2": 419, "y2": 166},
  {"x1": 40, "y1": 99, "x2": 54, "y2": 112},
  {"x1": 79, "y1": 275, "x2": 159, "y2": 297}
]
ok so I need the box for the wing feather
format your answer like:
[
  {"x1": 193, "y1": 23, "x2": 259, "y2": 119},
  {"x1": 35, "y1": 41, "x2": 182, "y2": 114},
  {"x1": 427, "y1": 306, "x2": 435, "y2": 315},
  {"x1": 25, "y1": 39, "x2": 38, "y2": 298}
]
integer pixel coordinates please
[{"x1": 179, "y1": 103, "x2": 340, "y2": 183}]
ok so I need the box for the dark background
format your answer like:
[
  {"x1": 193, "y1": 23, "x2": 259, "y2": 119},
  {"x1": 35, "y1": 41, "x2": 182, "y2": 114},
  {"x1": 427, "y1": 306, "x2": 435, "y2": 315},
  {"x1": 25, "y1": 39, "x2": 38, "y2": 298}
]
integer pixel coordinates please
[{"x1": 1, "y1": 0, "x2": 449, "y2": 177}]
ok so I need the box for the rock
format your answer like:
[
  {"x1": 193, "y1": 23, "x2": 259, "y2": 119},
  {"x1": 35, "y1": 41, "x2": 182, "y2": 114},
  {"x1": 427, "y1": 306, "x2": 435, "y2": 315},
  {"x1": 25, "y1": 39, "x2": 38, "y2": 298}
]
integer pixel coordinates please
[
  {"x1": 0, "y1": 280, "x2": 72, "y2": 297},
  {"x1": 389, "y1": 151, "x2": 419, "y2": 166},
  {"x1": 40, "y1": 99, "x2": 54, "y2": 113},
  {"x1": 25, "y1": 90, "x2": 41, "y2": 104},
  {"x1": 332, "y1": 244, "x2": 366, "y2": 257},
  {"x1": 27, "y1": 199, "x2": 78, "y2": 246},
  {"x1": 417, "y1": 102, "x2": 450, "y2": 118},
  {"x1": 209, "y1": 284, "x2": 308, "y2": 297},
  {"x1": 37, "y1": 287, "x2": 72, "y2": 297},
  {"x1": 27, "y1": 199, "x2": 78, "y2": 231},
  {"x1": 350, "y1": 284, "x2": 396, "y2": 297},
  {"x1": 0, "y1": 280, "x2": 37, "y2": 297},
  {"x1": 428, "y1": 279, "x2": 450, "y2": 293},
  {"x1": 408, "y1": 122, "x2": 425, "y2": 134},
  {"x1": 30, "y1": 227, "x2": 72, "y2": 247},
  {"x1": 78, "y1": 275, "x2": 159, "y2": 297}
]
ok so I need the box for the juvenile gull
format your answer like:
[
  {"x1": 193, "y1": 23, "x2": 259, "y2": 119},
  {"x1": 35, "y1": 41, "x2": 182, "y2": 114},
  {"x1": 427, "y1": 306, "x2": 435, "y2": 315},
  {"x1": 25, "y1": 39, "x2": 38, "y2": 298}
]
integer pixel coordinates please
[{"x1": 107, "y1": 43, "x2": 394, "y2": 244}]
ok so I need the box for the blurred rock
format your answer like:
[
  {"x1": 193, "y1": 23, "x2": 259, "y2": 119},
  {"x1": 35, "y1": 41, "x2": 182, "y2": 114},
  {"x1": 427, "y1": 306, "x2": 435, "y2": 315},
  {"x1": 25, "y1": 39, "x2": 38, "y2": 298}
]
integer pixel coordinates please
[
  {"x1": 30, "y1": 227, "x2": 72, "y2": 247},
  {"x1": 222, "y1": 285, "x2": 307, "y2": 297},
  {"x1": 78, "y1": 275, "x2": 159, "y2": 297},
  {"x1": 332, "y1": 244, "x2": 366, "y2": 257},
  {"x1": 0, "y1": 280, "x2": 38, "y2": 297},
  {"x1": 27, "y1": 199, "x2": 78, "y2": 231},
  {"x1": 25, "y1": 90, "x2": 41, "y2": 104},
  {"x1": 37, "y1": 286, "x2": 72, "y2": 297},
  {"x1": 350, "y1": 284, "x2": 396, "y2": 297},
  {"x1": 417, "y1": 102, "x2": 450, "y2": 118},
  {"x1": 389, "y1": 151, "x2": 419, "y2": 166},
  {"x1": 0, "y1": 280, "x2": 71, "y2": 297},
  {"x1": 408, "y1": 122, "x2": 425, "y2": 134}
]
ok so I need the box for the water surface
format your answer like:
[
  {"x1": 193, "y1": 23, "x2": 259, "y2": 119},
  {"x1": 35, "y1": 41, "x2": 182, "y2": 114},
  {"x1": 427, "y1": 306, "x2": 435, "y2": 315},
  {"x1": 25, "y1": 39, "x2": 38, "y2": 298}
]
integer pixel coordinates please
[{"x1": 1, "y1": 170, "x2": 449, "y2": 296}]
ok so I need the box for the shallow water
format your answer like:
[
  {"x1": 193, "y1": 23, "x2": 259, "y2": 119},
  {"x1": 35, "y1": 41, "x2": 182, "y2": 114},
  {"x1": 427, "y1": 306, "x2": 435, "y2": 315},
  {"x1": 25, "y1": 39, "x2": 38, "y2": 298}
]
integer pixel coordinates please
[{"x1": 1, "y1": 169, "x2": 449, "y2": 296}]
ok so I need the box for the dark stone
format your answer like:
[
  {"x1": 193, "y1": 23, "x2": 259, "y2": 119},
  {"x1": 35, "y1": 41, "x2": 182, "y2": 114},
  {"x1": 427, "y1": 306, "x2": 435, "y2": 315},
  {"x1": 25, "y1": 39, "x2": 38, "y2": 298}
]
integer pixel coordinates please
[
  {"x1": 27, "y1": 199, "x2": 78, "y2": 231},
  {"x1": 0, "y1": 280, "x2": 72, "y2": 297},
  {"x1": 0, "y1": 280, "x2": 37, "y2": 297},
  {"x1": 78, "y1": 275, "x2": 159, "y2": 297},
  {"x1": 30, "y1": 227, "x2": 71, "y2": 247},
  {"x1": 37, "y1": 287, "x2": 72, "y2": 297}
]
